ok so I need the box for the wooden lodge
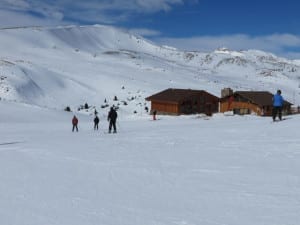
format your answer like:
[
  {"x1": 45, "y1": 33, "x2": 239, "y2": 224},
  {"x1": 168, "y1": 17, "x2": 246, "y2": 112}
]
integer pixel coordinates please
[
  {"x1": 145, "y1": 88, "x2": 219, "y2": 116},
  {"x1": 220, "y1": 89, "x2": 293, "y2": 116}
]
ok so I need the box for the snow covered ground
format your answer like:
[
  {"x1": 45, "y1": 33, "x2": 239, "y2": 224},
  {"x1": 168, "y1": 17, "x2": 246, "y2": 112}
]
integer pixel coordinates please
[{"x1": 1, "y1": 101, "x2": 300, "y2": 225}]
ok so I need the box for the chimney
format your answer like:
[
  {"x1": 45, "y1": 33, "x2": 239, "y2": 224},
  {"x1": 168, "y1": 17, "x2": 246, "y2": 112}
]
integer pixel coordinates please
[{"x1": 221, "y1": 88, "x2": 233, "y2": 98}]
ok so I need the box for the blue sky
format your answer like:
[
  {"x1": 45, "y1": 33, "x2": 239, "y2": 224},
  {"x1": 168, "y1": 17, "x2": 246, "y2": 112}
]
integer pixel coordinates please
[{"x1": 1, "y1": 0, "x2": 300, "y2": 58}]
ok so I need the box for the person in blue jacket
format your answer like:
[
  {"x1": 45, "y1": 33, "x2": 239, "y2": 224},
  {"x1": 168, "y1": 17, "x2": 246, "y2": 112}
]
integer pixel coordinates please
[{"x1": 272, "y1": 90, "x2": 284, "y2": 121}]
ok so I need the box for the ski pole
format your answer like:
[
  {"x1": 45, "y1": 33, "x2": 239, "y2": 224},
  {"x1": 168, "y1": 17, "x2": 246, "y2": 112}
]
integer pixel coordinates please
[{"x1": 116, "y1": 120, "x2": 122, "y2": 132}]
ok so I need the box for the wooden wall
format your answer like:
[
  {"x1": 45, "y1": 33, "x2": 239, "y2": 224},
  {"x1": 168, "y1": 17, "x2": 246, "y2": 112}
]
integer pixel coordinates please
[
  {"x1": 220, "y1": 101, "x2": 263, "y2": 115},
  {"x1": 150, "y1": 93, "x2": 219, "y2": 116},
  {"x1": 220, "y1": 101, "x2": 291, "y2": 116},
  {"x1": 151, "y1": 101, "x2": 179, "y2": 115}
]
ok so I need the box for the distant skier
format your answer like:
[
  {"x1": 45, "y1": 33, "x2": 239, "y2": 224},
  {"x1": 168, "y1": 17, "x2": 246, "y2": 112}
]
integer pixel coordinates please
[
  {"x1": 72, "y1": 115, "x2": 79, "y2": 132},
  {"x1": 152, "y1": 109, "x2": 157, "y2": 120},
  {"x1": 107, "y1": 107, "x2": 118, "y2": 133},
  {"x1": 272, "y1": 89, "x2": 284, "y2": 121},
  {"x1": 94, "y1": 115, "x2": 100, "y2": 130}
]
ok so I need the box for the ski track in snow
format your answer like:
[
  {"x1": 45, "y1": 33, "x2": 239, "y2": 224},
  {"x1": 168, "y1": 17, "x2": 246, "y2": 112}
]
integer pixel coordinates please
[{"x1": 0, "y1": 141, "x2": 24, "y2": 146}]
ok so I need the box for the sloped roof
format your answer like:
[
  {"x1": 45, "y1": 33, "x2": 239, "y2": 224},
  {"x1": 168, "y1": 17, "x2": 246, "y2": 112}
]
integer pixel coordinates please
[
  {"x1": 145, "y1": 88, "x2": 219, "y2": 104},
  {"x1": 235, "y1": 91, "x2": 273, "y2": 106},
  {"x1": 233, "y1": 91, "x2": 292, "y2": 106}
]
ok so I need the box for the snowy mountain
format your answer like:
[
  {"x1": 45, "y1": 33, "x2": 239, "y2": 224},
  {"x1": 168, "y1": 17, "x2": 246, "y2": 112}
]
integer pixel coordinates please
[
  {"x1": 1, "y1": 25, "x2": 300, "y2": 225},
  {"x1": 1, "y1": 25, "x2": 300, "y2": 115}
]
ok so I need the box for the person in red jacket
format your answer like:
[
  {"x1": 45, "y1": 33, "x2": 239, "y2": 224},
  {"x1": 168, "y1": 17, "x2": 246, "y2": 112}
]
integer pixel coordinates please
[{"x1": 72, "y1": 115, "x2": 78, "y2": 132}]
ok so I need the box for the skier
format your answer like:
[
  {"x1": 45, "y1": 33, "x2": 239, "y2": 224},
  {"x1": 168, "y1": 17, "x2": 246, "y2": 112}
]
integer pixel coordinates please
[
  {"x1": 107, "y1": 107, "x2": 118, "y2": 133},
  {"x1": 94, "y1": 115, "x2": 100, "y2": 130},
  {"x1": 272, "y1": 89, "x2": 284, "y2": 121},
  {"x1": 72, "y1": 115, "x2": 79, "y2": 132},
  {"x1": 152, "y1": 109, "x2": 157, "y2": 120}
]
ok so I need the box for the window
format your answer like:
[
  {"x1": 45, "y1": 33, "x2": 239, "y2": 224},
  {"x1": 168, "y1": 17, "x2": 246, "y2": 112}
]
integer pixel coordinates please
[{"x1": 233, "y1": 108, "x2": 250, "y2": 115}]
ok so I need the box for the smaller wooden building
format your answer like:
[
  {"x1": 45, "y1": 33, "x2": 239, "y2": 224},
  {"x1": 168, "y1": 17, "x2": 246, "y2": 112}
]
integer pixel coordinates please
[
  {"x1": 220, "y1": 91, "x2": 292, "y2": 116},
  {"x1": 145, "y1": 88, "x2": 219, "y2": 116}
]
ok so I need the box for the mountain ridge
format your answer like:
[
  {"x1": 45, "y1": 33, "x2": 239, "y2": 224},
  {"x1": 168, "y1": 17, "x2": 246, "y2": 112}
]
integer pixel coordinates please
[{"x1": 0, "y1": 24, "x2": 299, "y2": 115}]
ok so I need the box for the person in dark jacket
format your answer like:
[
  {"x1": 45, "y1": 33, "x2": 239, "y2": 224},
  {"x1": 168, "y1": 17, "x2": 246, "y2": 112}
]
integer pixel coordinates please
[
  {"x1": 152, "y1": 109, "x2": 157, "y2": 120},
  {"x1": 107, "y1": 107, "x2": 118, "y2": 133},
  {"x1": 72, "y1": 115, "x2": 79, "y2": 132},
  {"x1": 272, "y1": 89, "x2": 284, "y2": 121},
  {"x1": 94, "y1": 115, "x2": 100, "y2": 130}
]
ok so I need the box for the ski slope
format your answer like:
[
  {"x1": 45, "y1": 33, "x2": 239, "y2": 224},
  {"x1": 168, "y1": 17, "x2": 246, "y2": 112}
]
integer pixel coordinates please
[{"x1": 1, "y1": 101, "x2": 300, "y2": 225}]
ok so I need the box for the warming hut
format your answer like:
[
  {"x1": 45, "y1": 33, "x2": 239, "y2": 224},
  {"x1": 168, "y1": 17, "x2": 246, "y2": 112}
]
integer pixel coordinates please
[
  {"x1": 220, "y1": 88, "x2": 292, "y2": 116},
  {"x1": 145, "y1": 88, "x2": 219, "y2": 116}
]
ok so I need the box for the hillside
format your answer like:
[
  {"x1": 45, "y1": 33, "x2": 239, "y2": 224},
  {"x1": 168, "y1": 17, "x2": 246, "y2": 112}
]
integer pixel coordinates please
[{"x1": 0, "y1": 25, "x2": 300, "y2": 115}]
